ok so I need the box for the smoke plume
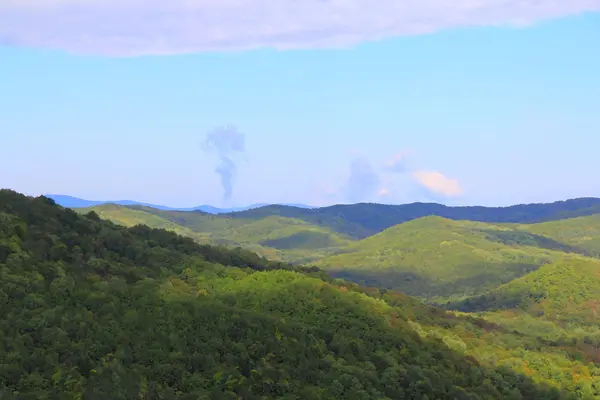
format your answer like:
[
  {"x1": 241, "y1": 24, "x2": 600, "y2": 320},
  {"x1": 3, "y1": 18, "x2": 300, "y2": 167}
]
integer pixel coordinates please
[
  {"x1": 203, "y1": 125, "x2": 245, "y2": 202},
  {"x1": 345, "y1": 157, "x2": 381, "y2": 203}
]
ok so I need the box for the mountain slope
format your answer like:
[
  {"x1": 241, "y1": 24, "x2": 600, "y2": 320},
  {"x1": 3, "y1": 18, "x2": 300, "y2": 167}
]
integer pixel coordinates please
[
  {"x1": 77, "y1": 204, "x2": 213, "y2": 243},
  {"x1": 449, "y1": 257, "x2": 600, "y2": 323},
  {"x1": 2, "y1": 189, "x2": 598, "y2": 398},
  {"x1": 519, "y1": 214, "x2": 600, "y2": 256},
  {"x1": 80, "y1": 204, "x2": 352, "y2": 263},
  {"x1": 446, "y1": 256, "x2": 600, "y2": 349},
  {"x1": 226, "y1": 198, "x2": 600, "y2": 238},
  {"x1": 316, "y1": 216, "x2": 582, "y2": 300}
]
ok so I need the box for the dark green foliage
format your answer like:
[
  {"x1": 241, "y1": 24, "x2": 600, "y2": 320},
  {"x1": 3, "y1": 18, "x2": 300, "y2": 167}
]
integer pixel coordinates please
[
  {"x1": 260, "y1": 231, "x2": 338, "y2": 249},
  {"x1": 482, "y1": 230, "x2": 596, "y2": 257},
  {"x1": 226, "y1": 198, "x2": 600, "y2": 238},
  {"x1": 0, "y1": 189, "x2": 579, "y2": 399}
]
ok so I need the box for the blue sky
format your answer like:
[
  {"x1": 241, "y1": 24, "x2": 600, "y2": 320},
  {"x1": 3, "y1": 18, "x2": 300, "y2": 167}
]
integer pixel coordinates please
[{"x1": 1, "y1": 2, "x2": 599, "y2": 207}]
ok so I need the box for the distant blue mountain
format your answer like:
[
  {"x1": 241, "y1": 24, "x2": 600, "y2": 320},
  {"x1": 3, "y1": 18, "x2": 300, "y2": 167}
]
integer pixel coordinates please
[{"x1": 44, "y1": 195, "x2": 315, "y2": 214}]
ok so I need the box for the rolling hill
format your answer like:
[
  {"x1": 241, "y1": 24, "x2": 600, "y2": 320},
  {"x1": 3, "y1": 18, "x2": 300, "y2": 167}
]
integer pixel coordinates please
[
  {"x1": 315, "y1": 216, "x2": 591, "y2": 301},
  {"x1": 445, "y1": 256, "x2": 600, "y2": 342},
  {"x1": 62, "y1": 196, "x2": 600, "y2": 239},
  {"x1": 6, "y1": 190, "x2": 599, "y2": 398},
  {"x1": 46, "y1": 194, "x2": 314, "y2": 214},
  {"x1": 78, "y1": 204, "x2": 353, "y2": 263},
  {"x1": 224, "y1": 197, "x2": 600, "y2": 238},
  {"x1": 78, "y1": 203, "x2": 600, "y2": 303},
  {"x1": 518, "y1": 214, "x2": 600, "y2": 256},
  {"x1": 449, "y1": 256, "x2": 600, "y2": 319}
]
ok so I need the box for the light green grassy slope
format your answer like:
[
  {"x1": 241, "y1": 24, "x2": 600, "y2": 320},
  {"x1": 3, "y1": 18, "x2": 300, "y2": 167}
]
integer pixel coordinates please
[
  {"x1": 76, "y1": 204, "x2": 213, "y2": 243},
  {"x1": 518, "y1": 214, "x2": 600, "y2": 256},
  {"x1": 315, "y1": 216, "x2": 579, "y2": 301}
]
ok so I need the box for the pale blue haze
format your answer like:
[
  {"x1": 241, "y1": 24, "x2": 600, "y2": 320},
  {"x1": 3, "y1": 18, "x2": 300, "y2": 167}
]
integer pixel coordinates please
[{"x1": 1, "y1": 13, "x2": 599, "y2": 207}]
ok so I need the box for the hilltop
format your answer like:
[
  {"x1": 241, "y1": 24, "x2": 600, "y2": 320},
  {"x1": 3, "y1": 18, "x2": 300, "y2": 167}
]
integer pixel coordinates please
[
  {"x1": 63, "y1": 195, "x2": 600, "y2": 239},
  {"x1": 2, "y1": 189, "x2": 600, "y2": 398},
  {"x1": 224, "y1": 197, "x2": 600, "y2": 238},
  {"x1": 73, "y1": 196, "x2": 600, "y2": 259},
  {"x1": 75, "y1": 203, "x2": 600, "y2": 303},
  {"x1": 314, "y1": 216, "x2": 586, "y2": 301},
  {"x1": 518, "y1": 214, "x2": 600, "y2": 256},
  {"x1": 46, "y1": 194, "x2": 314, "y2": 214}
]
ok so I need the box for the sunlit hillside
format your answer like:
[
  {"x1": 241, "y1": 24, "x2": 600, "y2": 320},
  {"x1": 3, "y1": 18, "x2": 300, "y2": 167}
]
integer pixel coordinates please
[{"x1": 315, "y1": 216, "x2": 583, "y2": 301}]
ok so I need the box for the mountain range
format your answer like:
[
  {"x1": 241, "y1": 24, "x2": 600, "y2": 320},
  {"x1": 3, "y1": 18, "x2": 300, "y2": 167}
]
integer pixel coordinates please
[
  {"x1": 45, "y1": 194, "x2": 315, "y2": 214},
  {"x1": 3, "y1": 188, "x2": 600, "y2": 398}
]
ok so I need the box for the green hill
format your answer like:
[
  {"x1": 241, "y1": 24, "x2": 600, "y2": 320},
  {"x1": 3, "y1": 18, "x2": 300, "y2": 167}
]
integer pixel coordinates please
[
  {"x1": 4, "y1": 189, "x2": 600, "y2": 398},
  {"x1": 315, "y1": 216, "x2": 584, "y2": 301},
  {"x1": 224, "y1": 198, "x2": 600, "y2": 238},
  {"x1": 75, "y1": 204, "x2": 214, "y2": 243},
  {"x1": 450, "y1": 257, "x2": 600, "y2": 319},
  {"x1": 443, "y1": 255, "x2": 600, "y2": 359},
  {"x1": 82, "y1": 205, "x2": 600, "y2": 305},
  {"x1": 518, "y1": 214, "x2": 600, "y2": 256},
  {"x1": 79, "y1": 205, "x2": 352, "y2": 263}
]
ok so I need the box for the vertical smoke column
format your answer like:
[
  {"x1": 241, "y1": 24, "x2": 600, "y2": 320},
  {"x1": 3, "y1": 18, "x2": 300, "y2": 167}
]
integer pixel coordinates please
[{"x1": 203, "y1": 125, "x2": 245, "y2": 203}]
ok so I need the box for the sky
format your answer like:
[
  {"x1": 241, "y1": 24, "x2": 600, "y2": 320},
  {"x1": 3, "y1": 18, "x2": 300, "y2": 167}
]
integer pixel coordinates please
[{"x1": 1, "y1": 1, "x2": 599, "y2": 208}]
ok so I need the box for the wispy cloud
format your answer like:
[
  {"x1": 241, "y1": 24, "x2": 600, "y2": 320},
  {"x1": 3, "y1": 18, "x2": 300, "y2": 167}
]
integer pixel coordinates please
[
  {"x1": 377, "y1": 187, "x2": 391, "y2": 197},
  {"x1": 1, "y1": 0, "x2": 598, "y2": 56},
  {"x1": 412, "y1": 170, "x2": 463, "y2": 197}
]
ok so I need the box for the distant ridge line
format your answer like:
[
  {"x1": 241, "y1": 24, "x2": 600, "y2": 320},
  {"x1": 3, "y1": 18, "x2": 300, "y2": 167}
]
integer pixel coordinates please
[{"x1": 43, "y1": 193, "x2": 600, "y2": 237}]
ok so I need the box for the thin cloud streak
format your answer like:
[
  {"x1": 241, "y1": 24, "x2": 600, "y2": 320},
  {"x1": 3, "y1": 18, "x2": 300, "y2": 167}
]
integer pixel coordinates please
[{"x1": 1, "y1": 0, "x2": 598, "y2": 56}]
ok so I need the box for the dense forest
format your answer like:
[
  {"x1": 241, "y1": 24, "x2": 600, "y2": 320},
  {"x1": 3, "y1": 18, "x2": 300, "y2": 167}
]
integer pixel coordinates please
[
  {"x1": 219, "y1": 197, "x2": 600, "y2": 238},
  {"x1": 3, "y1": 189, "x2": 599, "y2": 398}
]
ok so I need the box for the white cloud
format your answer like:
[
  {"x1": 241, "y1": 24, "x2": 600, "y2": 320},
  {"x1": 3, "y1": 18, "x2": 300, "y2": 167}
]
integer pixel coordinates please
[
  {"x1": 385, "y1": 151, "x2": 409, "y2": 173},
  {"x1": 412, "y1": 170, "x2": 463, "y2": 197},
  {"x1": 377, "y1": 187, "x2": 391, "y2": 197},
  {"x1": 0, "y1": 0, "x2": 598, "y2": 56}
]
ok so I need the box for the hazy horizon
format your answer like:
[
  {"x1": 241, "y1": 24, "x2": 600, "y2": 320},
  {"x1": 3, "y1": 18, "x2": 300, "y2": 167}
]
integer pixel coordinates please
[{"x1": 31, "y1": 192, "x2": 600, "y2": 211}]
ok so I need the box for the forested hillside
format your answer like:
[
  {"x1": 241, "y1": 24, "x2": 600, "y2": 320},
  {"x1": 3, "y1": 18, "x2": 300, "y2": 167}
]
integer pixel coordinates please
[
  {"x1": 3, "y1": 189, "x2": 599, "y2": 398},
  {"x1": 315, "y1": 217, "x2": 588, "y2": 301},
  {"x1": 518, "y1": 214, "x2": 600, "y2": 256},
  {"x1": 447, "y1": 257, "x2": 600, "y2": 340},
  {"x1": 223, "y1": 198, "x2": 600, "y2": 238},
  {"x1": 80, "y1": 204, "x2": 351, "y2": 263},
  {"x1": 78, "y1": 197, "x2": 600, "y2": 241},
  {"x1": 78, "y1": 203, "x2": 600, "y2": 303}
]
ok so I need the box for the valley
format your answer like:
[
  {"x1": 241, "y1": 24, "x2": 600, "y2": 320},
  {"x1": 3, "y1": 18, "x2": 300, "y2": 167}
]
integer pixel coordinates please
[{"x1": 78, "y1": 199, "x2": 600, "y2": 303}]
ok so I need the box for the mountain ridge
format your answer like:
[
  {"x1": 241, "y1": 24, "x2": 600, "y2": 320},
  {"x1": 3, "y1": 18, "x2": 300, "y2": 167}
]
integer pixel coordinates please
[
  {"x1": 45, "y1": 194, "x2": 315, "y2": 214},
  {"x1": 217, "y1": 197, "x2": 600, "y2": 239}
]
